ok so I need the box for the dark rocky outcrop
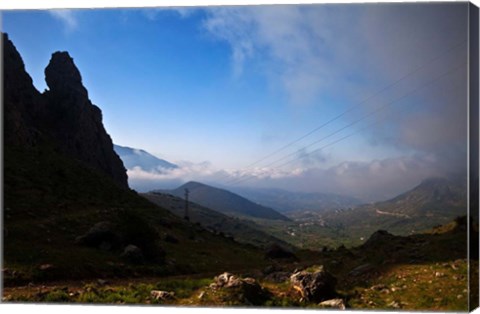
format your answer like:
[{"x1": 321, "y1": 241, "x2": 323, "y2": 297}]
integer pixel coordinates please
[
  {"x1": 3, "y1": 33, "x2": 128, "y2": 188},
  {"x1": 362, "y1": 230, "x2": 397, "y2": 249},
  {"x1": 290, "y1": 265, "x2": 337, "y2": 303},
  {"x1": 3, "y1": 33, "x2": 45, "y2": 146}
]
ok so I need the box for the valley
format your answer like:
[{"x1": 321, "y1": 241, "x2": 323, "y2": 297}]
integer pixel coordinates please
[{"x1": 1, "y1": 5, "x2": 478, "y2": 310}]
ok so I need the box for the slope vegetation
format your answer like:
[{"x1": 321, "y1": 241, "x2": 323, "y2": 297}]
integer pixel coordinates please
[{"x1": 142, "y1": 192, "x2": 294, "y2": 249}]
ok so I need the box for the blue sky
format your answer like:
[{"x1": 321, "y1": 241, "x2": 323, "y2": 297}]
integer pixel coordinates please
[{"x1": 1, "y1": 3, "x2": 470, "y2": 200}]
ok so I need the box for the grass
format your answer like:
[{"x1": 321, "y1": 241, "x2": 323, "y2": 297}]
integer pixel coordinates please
[
  {"x1": 3, "y1": 143, "x2": 268, "y2": 284},
  {"x1": 346, "y1": 261, "x2": 471, "y2": 311}
]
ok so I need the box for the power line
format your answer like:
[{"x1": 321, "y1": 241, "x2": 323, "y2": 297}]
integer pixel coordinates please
[
  {"x1": 226, "y1": 61, "x2": 466, "y2": 186},
  {"x1": 217, "y1": 39, "x2": 467, "y2": 183}
]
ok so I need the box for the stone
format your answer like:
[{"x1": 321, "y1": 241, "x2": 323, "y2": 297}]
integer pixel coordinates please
[
  {"x1": 121, "y1": 244, "x2": 144, "y2": 264},
  {"x1": 97, "y1": 279, "x2": 108, "y2": 286},
  {"x1": 387, "y1": 300, "x2": 401, "y2": 309},
  {"x1": 39, "y1": 264, "x2": 54, "y2": 271},
  {"x1": 212, "y1": 272, "x2": 271, "y2": 305},
  {"x1": 318, "y1": 298, "x2": 346, "y2": 309},
  {"x1": 290, "y1": 266, "x2": 337, "y2": 303},
  {"x1": 75, "y1": 222, "x2": 121, "y2": 250},
  {"x1": 150, "y1": 290, "x2": 175, "y2": 301},
  {"x1": 370, "y1": 284, "x2": 387, "y2": 291}
]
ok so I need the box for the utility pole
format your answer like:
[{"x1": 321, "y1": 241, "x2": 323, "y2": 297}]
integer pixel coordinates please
[{"x1": 184, "y1": 188, "x2": 190, "y2": 221}]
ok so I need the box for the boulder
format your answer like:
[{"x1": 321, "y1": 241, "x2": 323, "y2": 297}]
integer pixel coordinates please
[
  {"x1": 150, "y1": 290, "x2": 175, "y2": 301},
  {"x1": 212, "y1": 272, "x2": 271, "y2": 305},
  {"x1": 290, "y1": 266, "x2": 337, "y2": 303},
  {"x1": 319, "y1": 298, "x2": 346, "y2": 309},
  {"x1": 121, "y1": 244, "x2": 144, "y2": 264},
  {"x1": 75, "y1": 222, "x2": 121, "y2": 250}
]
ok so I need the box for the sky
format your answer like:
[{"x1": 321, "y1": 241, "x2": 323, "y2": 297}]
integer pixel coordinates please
[{"x1": 1, "y1": 2, "x2": 471, "y2": 201}]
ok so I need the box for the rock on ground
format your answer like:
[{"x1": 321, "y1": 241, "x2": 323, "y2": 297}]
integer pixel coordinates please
[
  {"x1": 211, "y1": 272, "x2": 271, "y2": 305},
  {"x1": 121, "y1": 244, "x2": 144, "y2": 264},
  {"x1": 319, "y1": 298, "x2": 346, "y2": 309},
  {"x1": 150, "y1": 290, "x2": 175, "y2": 301},
  {"x1": 290, "y1": 265, "x2": 337, "y2": 303}
]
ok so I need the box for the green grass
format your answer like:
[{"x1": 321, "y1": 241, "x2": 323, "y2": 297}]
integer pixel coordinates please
[{"x1": 3, "y1": 143, "x2": 268, "y2": 284}]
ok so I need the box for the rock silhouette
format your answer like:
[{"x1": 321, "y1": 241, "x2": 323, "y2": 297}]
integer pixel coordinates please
[{"x1": 3, "y1": 33, "x2": 128, "y2": 188}]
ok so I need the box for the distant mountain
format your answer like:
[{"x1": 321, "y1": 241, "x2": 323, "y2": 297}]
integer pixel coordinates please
[
  {"x1": 114, "y1": 144, "x2": 178, "y2": 173},
  {"x1": 378, "y1": 177, "x2": 467, "y2": 216},
  {"x1": 157, "y1": 181, "x2": 290, "y2": 221},
  {"x1": 318, "y1": 177, "x2": 468, "y2": 240},
  {"x1": 142, "y1": 192, "x2": 294, "y2": 249},
  {"x1": 232, "y1": 187, "x2": 361, "y2": 213}
]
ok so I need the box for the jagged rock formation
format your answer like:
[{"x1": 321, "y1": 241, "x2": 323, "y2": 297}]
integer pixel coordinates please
[
  {"x1": 3, "y1": 33, "x2": 128, "y2": 188},
  {"x1": 3, "y1": 34, "x2": 45, "y2": 146}
]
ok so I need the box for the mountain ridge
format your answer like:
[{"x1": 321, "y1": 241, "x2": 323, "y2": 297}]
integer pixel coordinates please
[
  {"x1": 114, "y1": 144, "x2": 178, "y2": 172},
  {"x1": 157, "y1": 181, "x2": 291, "y2": 221}
]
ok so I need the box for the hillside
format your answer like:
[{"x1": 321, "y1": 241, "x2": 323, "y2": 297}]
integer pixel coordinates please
[
  {"x1": 114, "y1": 144, "x2": 178, "y2": 172},
  {"x1": 2, "y1": 32, "x2": 268, "y2": 285},
  {"x1": 245, "y1": 177, "x2": 469, "y2": 249},
  {"x1": 157, "y1": 181, "x2": 290, "y2": 221},
  {"x1": 287, "y1": 177, "x2": 469, "y2": 247},
  {"x1": 142, "y1": 192, "x2": 294, "y2": 249},
  {"x1": 4, "y1": 214, "x2": 477, "y2": 311}
]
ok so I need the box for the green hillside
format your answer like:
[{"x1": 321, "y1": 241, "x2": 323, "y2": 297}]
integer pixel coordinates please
[
  {"x1": 3, "y1": 143, "x2": 268, "y2": 285},
  {"x1": 142, "y1": 192, "x2": 294, "y2": 249},
  {"x1": 157, "y1": 181, "x2": 290, "y2": 221}
]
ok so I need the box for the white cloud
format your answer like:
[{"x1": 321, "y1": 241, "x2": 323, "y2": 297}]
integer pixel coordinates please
[
  {"x1": 200, "y1": 4, "x2": 468, "y2": 110},
  {"x1": 49, "y1": 9, "x2": 78, "y2": 31},
  {"x1": 200, "y1": 5, "x2": 368, "y2": 104},
  {"x1": 222, "y1": 154, "x2": 453, "y2": 202},
  {"x1": 124, "y1": 151, "x2": 456, "y2": 202}
]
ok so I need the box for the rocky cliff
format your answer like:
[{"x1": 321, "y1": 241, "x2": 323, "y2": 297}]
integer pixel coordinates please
[{"x1": 3, "y1": 33, "x2": 128, "y2": 189}]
